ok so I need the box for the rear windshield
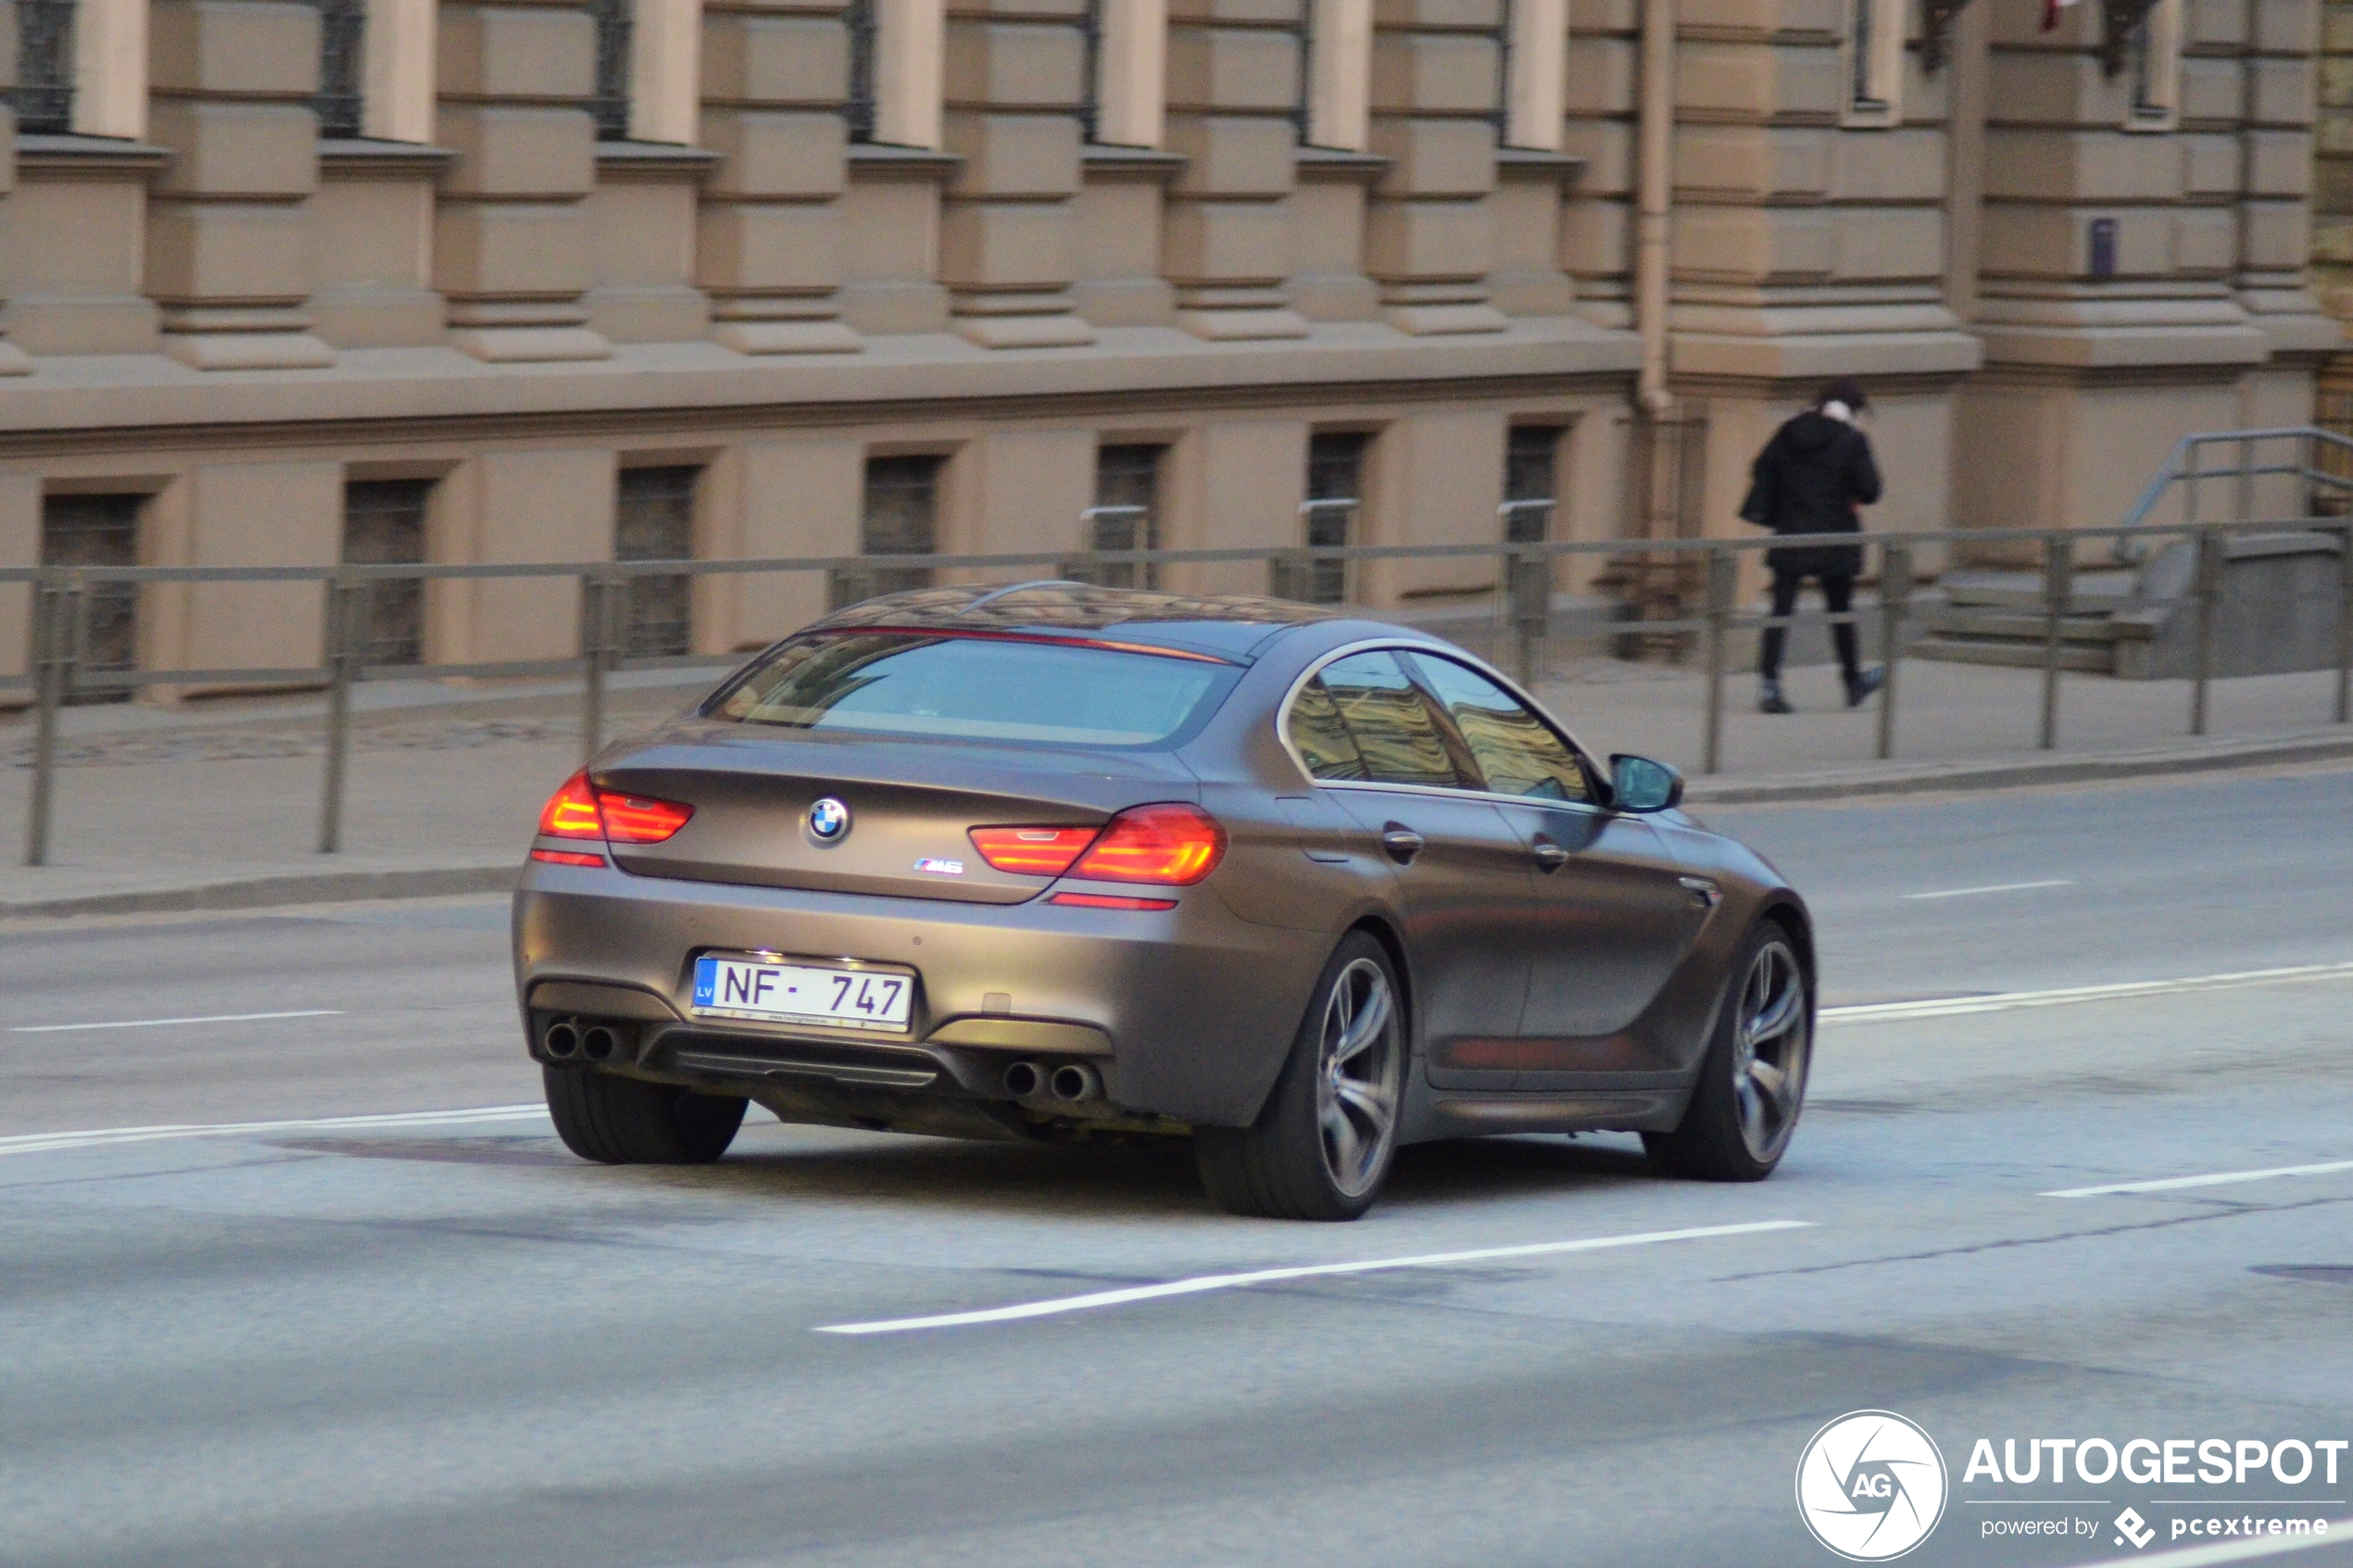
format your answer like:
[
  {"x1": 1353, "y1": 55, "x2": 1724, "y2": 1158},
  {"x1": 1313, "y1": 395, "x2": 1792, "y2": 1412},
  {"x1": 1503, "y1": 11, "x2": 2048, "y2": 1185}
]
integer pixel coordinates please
[{"x1": 706, "y1": 633, "x2": 1239, "y2": 748}]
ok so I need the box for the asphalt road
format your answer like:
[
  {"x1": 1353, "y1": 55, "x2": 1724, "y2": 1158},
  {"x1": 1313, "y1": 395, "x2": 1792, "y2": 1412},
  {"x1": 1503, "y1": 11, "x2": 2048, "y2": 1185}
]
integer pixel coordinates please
[{"x1": 4, "y1": 766, "x2": 2352, "y2": 1568}]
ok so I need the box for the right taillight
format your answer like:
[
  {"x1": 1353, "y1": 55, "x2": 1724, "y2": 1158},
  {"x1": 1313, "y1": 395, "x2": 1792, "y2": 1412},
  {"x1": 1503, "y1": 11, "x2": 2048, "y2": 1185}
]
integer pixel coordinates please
[
  {"x1": 968, "y1": 825, "x2": 1100, "y2": 876},
  {"x1": 1067, "y1": 803, "x2": 1226, "y2": 885}
]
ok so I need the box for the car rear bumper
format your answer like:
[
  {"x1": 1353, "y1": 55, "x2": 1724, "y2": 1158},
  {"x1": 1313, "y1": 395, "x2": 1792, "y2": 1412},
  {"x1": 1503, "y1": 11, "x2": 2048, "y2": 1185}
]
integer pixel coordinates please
[{"x1": 512, "y1": 859, "x2": 1332, "y2": 1129}]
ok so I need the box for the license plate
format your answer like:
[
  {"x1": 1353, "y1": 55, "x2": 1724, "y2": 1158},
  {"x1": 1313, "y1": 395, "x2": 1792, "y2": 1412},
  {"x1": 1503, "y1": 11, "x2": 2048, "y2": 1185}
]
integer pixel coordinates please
[{"x1": 690, "y1": 955, "x2": 913, "y2": 1033}]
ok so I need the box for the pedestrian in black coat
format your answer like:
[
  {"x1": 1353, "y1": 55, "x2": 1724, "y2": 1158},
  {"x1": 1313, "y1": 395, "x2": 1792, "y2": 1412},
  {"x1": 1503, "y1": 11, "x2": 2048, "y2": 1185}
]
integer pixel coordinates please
[{"x1": 1741, "y1": 376, "x2": 1886, "y2": 714}]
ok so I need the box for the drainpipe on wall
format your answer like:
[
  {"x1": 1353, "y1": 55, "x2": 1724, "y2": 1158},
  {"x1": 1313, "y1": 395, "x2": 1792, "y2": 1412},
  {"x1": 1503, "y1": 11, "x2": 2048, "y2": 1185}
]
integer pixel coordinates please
[{"x1": 1635, "y1": 0, "x2": 1675, "y2": 415}]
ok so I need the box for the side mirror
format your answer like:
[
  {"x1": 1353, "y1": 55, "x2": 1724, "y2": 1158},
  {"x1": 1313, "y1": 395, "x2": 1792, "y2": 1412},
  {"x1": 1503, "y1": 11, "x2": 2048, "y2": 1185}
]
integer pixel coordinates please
[{"x1": 1609, "y1": 754, "x2": 1684, "y2": 813}]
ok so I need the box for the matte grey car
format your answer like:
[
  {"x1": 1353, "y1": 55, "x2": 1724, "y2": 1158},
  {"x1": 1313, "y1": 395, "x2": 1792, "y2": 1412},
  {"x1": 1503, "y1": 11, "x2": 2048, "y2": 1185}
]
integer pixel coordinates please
[{"x1": 512, "y1": 583, "x2": 1816, "y2": 1219}]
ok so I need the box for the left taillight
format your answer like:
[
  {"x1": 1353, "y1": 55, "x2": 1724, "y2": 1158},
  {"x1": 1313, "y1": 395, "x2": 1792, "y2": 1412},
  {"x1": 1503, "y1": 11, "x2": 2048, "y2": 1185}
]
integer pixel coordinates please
[
  {"x1": 535, "y1": 771, "x2": 694, "y2": 848},
  {"x1": 1066, "y1": 803, "x2": 1226, "y2": 886}
]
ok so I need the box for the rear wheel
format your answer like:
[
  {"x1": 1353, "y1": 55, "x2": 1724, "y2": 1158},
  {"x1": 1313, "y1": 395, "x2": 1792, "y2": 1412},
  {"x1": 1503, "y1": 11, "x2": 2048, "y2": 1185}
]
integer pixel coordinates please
[
  {"x1": 1195, "y1": 933, "x2": 1404, "y2": 1221},
  {"x1": 544, "y1": 1066, "x2": 749, "y2": 1164},
  {"x1": 1643, "y1": 922, "x2": 1810, "y2": 1182}
]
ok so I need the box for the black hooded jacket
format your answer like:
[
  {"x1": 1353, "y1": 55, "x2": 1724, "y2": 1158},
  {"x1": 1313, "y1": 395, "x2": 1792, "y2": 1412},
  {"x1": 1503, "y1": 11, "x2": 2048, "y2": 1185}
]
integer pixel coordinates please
[{"x1": 1742, "y1": 410, "x2": 1881, "y2": 578}]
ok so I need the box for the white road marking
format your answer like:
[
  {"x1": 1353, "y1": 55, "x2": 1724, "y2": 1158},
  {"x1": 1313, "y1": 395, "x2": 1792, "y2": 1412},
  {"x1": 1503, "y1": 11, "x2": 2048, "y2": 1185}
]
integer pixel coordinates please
[
  {"x1": 1821, "y1": 961, "x2": 2353, "y2": 1024},
  {"x1": 9, "y1": 1010, "x2": 343, "y2": 1035},
  {"x1": 813, "y1": 1219, "x2": 1815, "y2": 1336},
  {"x1": 0, "y1": 1103, "x2": 547, "y2": 1159},
  {"x1": 2044, "y1": 1159, "x2": 2353, "y2": 1198},
  {"x1": 1902, "y1": 879, "x2": 2075, "y2": 901},
  {"x1": 2067, "y1": 1522, "x2": 2353, "y2": 1567}
]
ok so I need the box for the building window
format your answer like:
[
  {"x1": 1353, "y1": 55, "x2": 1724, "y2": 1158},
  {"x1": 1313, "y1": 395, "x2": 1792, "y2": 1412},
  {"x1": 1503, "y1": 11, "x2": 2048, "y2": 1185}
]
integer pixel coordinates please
[
  {"x1": 845, "y1": 0, "x2": 878, "y2": 143},
  {"x1": 2120, "y1": 0, "x2": 2183, "y2": 130},
  {"x1": 1078, "y1": 445, "x2": 1163, "y2": 589},
  {"x1": 42, "y1": 494, "x2": 141, "y2": 702},
  {"x1": 312, "y1": 0, "x2": 366, "y2": 139},
  {"x1": 849, "y1": 454, "x2": 943, "y2": 602},
  {"x1": 342, "y1": 479, "x2": 433, "y2": 667},
  {"x1": 15, "y1": 0, "x2": 75, "y2": 135},
  {"x1": 590, "y1": 0, "x2": 632, "y2": 140},
  {"x1": 1301, "y1": 432, "x2": 1368, "y2": 606},
  {"x1": 1845, "y1": 0, "x2": 1902, "y2": 125},
  {"x1": 615, "y1": 466, "x2": 697, "y2": 658},
  {"x1": 1503, "y1": 426, "x2": 1562, "y2": 545}
]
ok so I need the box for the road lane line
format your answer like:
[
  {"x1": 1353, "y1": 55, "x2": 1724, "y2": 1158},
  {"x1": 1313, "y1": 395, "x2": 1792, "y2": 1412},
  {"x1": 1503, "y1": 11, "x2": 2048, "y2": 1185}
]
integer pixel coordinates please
[
  {"x1": 1902, "y1": 879, "x2": 2074, "y2": 900},
  {"x1": 2044, "y1": 1159, "x2": 2353, "y2": 1198},
  {"x1": 1821, "y1": 961, "x2": 2353, "y2": 1023},
  {"x1": 2066, "y1": 1522, "x2": 2353, "y2": 1567},
  {"x1": 0, "y1": 1103, "x2": 547, "y2": 1158},
  {"x1": 812, "y1": 1219, "x2": 1816, "y2": 1336},
  {"x1": 9, "y1": 1010, "x2": 344, "y2": 1035}
]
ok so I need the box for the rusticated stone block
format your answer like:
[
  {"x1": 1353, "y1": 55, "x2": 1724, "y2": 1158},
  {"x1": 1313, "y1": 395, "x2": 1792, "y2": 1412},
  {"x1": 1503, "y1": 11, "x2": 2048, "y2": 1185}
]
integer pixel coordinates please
[
  {"x1": 942, "y1": 112, "x2": 1081, "y2": 197},
  {"x1": 938, "y1": 200, "x2": 1075, "y2": 287},
  {"x1": 435, "y1": 201, "x2": 597, "y2": 295},
  {"x1": 1370, "y1": 31, "x2": 1499, "y2": 116},
  {"x1": 701, "y1": 110, "x2": 849, "y2": 198},
  {"x1": 145, "y1": 202, "x2": 311, "y2": 300},
  {"x1": 148, "y1": 102, "x2": 318, "y2": 198},
  {"x1": 149, "y1": 0, "x2": 320, "y2": 96},
  {"x1": 701, "y1": 14, "x2": 848, "y2": 106},
  {"x1": 1364, "y1": 196, "x2": 1491, "y2": 280},
  {"x1": 698, "y1": 202, "x2": 846, "y2": 291},
  {"x1": 436, "y1": 105, "x2": 597, "y2": 198},
  {"x1": 437, "y1": 5, "x2": 597, "y2": 100},
  {"x1": 1162, "y1": 199, "x2": 1290, "y2": 282},
  {"x1": 1369, "y1": 118, "x2": 1496, "y2": 197},
  {"x1": 1165, "y1": 115, "x2": 1296, "y2": 196},
  {"x1": 942, "y1": 20, "x2": 1085, "y2": 108},
  {"x1": 1165, "y1": 26, "x2": 1301, "y2": 112}
]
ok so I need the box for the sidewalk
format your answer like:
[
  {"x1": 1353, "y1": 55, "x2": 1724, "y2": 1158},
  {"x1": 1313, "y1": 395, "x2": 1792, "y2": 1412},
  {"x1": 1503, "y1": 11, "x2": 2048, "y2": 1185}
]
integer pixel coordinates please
[{"x1": 3, "y1": 655, "x2": 2348, "y2": 919}]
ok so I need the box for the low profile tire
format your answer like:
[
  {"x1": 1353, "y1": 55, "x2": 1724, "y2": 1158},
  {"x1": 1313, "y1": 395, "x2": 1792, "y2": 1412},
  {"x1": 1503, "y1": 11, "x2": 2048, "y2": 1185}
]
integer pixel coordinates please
[
  {"x1": 1195, "y1": 933, "x2": 1405, "y2": 1222},
  {"x1": 1643, "y1": 921, "x2": 1811, "y2": 1182},
  {"x1": 543, "y1": 1066, "x2": 749, "y2": 1165}
]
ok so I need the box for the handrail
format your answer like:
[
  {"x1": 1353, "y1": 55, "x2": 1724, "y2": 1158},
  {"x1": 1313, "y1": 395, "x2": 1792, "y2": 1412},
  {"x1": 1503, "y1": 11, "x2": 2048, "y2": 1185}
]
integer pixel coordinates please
[{"x1": 2115, "y1": 426, "x2": 2353, "y2": 564}]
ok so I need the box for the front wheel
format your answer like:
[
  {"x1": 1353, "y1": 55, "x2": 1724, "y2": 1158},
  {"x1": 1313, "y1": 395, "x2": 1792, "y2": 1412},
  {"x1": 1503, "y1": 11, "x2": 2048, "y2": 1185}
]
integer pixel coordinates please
[
  {"x1": 1194, "y1": 933, "x2": 1405, "y2": 1221},
  {"x1": 1643, "y1": 922, "x2": 1811, "y2": 1182},
  {"x1": 544, "y1": 1066, "x2": 748, "y2": 1164}
]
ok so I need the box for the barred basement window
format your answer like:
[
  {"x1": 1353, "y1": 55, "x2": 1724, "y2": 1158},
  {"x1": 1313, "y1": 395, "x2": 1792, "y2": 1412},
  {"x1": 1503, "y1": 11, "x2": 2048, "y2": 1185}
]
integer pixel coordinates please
[
  {"x1": 342, "y1": 479, "x2": 433, "y2": 667},
  {"x1": 1079, "y1": 0, "x2": 1103, "y2": 143},
  {"x1": 616, "y1": 466, "x2": 698, "y2": 658},
  {"x1": 1491, "y1": 0, "x2": 1512, "y2": 142},
  {"x1": 1503, "y1": 426, "x2": 1563, "y2": 545},
  {"x1": 1300, "y1": 432, "x2": 1369, "y2": 606},
  {"x1": 42, "y1": 494, "x2": 142, "y2": 703},
  {"x1": 1290, "y1": 0, "x2": 1314, "y2": 144},
  {"x1": 852, "y1": 455, "x2": 943, "y2": 601},
  {"x1": 313, "y1": 0, "x2": 366, "y2": 139},
  {"x1": 15, "y1": 0, "x2": 76, "y2": 135},
  {"x1": 1077, "y1": 445, "x2": 1164, "y2": 589},
  {"x1": 589, "y1": 0, "x2": 633, "y2": 140},
  {"x1": 845, "y1": 0, "x2": 877, "y2": 143}
]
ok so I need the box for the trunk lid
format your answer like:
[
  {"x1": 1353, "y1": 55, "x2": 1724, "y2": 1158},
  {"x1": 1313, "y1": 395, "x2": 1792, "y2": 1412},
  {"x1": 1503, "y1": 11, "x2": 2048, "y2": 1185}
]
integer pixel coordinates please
[{"x1": 592, "y1": 721, "x2": 1199, "y2": 904}]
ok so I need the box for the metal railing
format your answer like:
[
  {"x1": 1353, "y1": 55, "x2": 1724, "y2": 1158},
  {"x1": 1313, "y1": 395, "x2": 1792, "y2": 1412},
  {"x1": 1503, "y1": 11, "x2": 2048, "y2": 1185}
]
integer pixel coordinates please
[
  {"x1": 2115, "y1": 427, "x2": 2353, "y2": 560},
  {"x1": 6, "y1": 515, "x2": 2351, "y2": 868}
]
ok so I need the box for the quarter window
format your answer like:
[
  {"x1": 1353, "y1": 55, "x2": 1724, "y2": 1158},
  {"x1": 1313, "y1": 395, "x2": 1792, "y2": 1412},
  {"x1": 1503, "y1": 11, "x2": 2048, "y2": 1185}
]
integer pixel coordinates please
[
  {"x1": 1286, "y1": 675, "x2": 1367, "y2": 781},
  {"x1": 1406, "y1": 653, "x2": 1591, "y2": 803},
  {"x1": 1315, "y1": 651, "x2": 1462, "y2": 790}
]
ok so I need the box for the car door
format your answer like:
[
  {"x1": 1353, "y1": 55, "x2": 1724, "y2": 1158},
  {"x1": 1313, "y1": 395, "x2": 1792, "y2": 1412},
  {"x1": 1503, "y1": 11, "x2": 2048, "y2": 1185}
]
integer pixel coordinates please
[
  {"x1": 1401, "y1": 651, "x2": 1710, "y2": 1074},
  {"x1": 1302, "y1": 650, "x2": 1539, "y2": 1075}
]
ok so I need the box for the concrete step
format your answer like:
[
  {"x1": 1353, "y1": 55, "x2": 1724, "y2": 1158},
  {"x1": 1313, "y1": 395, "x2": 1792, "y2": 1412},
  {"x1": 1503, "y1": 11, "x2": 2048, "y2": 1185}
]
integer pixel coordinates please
[
  {"x1": 1906, "y1": 635, "x2": 2117, "y2": 673},
  {"x1": 1916, "y1": 607, "x2": 2122, "y2": 642},
  {"x1": 1938, "y1": 567, "x2": 2140, "y2": 614}
]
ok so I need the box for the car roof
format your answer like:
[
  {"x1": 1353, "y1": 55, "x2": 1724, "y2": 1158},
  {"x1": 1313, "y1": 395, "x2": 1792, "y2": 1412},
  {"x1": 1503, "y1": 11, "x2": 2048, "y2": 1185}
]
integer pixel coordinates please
[{"x1": 805, "y1": 581, "x2": 1342, "y2": 661}]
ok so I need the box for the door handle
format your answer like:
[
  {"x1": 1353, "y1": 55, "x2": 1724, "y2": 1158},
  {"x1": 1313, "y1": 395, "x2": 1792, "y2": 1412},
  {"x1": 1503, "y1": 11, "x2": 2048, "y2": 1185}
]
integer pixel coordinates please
[
  {"x1": 1679, "y1": 875, "x2": 1722, "y2": 909},
  {"x1": 1380, "y1": 824, "x2": 1426, "y2": 864},
  {"x1": 1530, "y1": 836, "x2": 1569, "y2": 872}
]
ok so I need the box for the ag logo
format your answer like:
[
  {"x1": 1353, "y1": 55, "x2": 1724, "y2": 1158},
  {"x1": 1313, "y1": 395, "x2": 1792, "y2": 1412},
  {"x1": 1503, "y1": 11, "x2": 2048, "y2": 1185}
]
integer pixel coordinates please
[{"x1": 1795, "y1": 1410, "x2": 1949, "y2": 1561}]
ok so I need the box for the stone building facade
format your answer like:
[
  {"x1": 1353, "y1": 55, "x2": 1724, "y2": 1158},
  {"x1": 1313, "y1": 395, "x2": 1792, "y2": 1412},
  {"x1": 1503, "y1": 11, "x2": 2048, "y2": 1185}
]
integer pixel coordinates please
[{"x1": 0, "y1": 0, "x2": 2333, "y2": 689}]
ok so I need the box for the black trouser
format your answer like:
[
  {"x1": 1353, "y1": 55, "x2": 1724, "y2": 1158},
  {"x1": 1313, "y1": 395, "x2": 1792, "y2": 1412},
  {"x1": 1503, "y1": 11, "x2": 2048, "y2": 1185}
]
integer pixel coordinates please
[{"x1": 1758, "y1": 571, "x2": 1858, "y2": 683}]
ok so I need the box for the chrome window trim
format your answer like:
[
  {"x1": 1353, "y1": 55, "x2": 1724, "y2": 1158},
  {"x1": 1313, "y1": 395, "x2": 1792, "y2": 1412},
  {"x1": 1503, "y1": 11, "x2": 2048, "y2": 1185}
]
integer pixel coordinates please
[{"x1": 1274, "y1": 637, "x2": 1606, "y2": 810}]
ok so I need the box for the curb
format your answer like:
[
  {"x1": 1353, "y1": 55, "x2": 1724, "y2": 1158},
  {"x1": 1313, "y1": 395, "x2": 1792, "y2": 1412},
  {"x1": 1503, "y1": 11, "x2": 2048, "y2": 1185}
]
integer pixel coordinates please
[
  {"x1": 0, "y1": 865, "x2": 518, "y2": 922},
  {"x1": 1683, "y1": 732, "x2": 2353, "y2": 806}
]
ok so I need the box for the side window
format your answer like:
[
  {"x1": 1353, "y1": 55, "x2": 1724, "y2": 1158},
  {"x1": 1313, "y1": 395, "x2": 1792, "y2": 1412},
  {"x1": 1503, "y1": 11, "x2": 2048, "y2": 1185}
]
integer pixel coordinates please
[
  {"x1": 1286, "y1": 675, "x2": 1367, "y2": 781},
  {"x1": 1317, "y1": 651, "x2": 1463, "y2": 790},
  {"x1": 1406, "y1": 653, "x2": 1592, "y2": 803}
]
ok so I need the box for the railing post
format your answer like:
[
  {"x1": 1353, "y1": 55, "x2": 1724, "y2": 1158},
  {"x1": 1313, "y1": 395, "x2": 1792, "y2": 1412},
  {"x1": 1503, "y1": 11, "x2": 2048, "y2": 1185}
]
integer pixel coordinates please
[
  {"x1": 2236, "y1": 434, "x2": 2255, "y2": 526},
  {"x1": 317, "y1": 574, "x2": 359, "y2": 855},
  {"x1": 1701, "y1": 546, "x2": 1735, "y2": 775},
  {"x1": 2190, "y1": 525, "x2": 2224, "y2": 736},
  {"x1": 1876, "y1": 541, "x2": 1911, "y2": 761},
  {"x1": 1506, "y1": 546, "x2": 1548, "y2": 687},
  {"x1": 2336, "y1": 521, "x2": 2352, "y2": 726},
  {"x1": 23, "y1": 571, "x2": 72, "y2": 869},
  {"x1": 2039, "y1": 533, "x2": 2071, "y2": 751},
  {"x1": 581, "y1": 571, "x2": 612, "y2": 769}
]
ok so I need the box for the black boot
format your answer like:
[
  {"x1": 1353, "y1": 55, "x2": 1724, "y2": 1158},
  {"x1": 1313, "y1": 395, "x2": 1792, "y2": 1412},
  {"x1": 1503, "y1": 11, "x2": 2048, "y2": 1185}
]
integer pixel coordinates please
[
  {"x1": 1843, "y1": 666, "x2": 1885, "y2": 708},
  {"x1": 1759, "y1": 677, "x2": 1793, "y2": 715}
]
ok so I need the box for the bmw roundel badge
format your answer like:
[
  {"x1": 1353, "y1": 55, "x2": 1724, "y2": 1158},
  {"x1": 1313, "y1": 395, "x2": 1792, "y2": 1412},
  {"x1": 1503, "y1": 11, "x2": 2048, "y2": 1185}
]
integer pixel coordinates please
[{"x1": 806, "y1": 797, "x2": 851, "y2": 844}]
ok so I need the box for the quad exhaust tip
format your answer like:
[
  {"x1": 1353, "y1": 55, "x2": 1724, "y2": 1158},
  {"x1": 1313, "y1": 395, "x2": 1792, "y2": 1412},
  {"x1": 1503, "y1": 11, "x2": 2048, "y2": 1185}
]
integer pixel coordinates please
[
  {"x1": 1001, "y1": 1060, "x2": 1042, "y2": 1098},
  {"x1": 581, "y1": 1026, "x2": 618, "y2": 1063},
  {"x1": 1049, "y1": 1062, "x2": 1101, "y2": 1104},
  {"x1": 544, "y1": 1022, "x2": 580, "y2": 1060}
]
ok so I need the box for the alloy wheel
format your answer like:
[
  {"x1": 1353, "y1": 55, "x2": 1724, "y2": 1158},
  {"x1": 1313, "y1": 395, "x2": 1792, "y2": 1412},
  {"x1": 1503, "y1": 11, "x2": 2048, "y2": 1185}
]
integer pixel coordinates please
[
  {"x1": 1315, "y1": 958, "x2": 1402, "y2": 1198},
  {"x1": 1730, "y1": 939, "x2": 1809, "y2": 1162}
]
